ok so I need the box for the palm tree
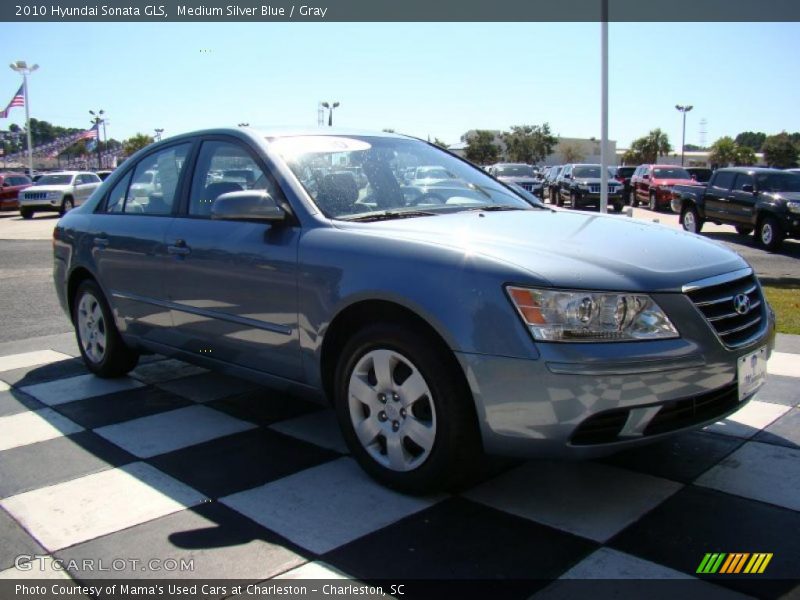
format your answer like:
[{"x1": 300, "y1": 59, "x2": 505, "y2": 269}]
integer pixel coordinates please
[{"x1": 646, "y1": 128, "x2": 672, "y2": 162}]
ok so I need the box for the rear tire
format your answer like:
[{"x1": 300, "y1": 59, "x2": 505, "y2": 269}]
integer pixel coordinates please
[
  {"x1": 59, "y1": 196, "x2": 75, "y2": 216},
  {"x1": 73, "y1": 279, "x2": 139, "y2": 378},
  {"x1": 649, "y1": 192, "x2": 659, "y2": 212},
  {"x1": 570, "y1": 190, "x2": 579, "y2": 209},
  {"x1": 629, "y1": 189, "x2": 638, "y2": 207},
  {"x1": 555, "y1": 189, "x2": 564, "y2": 207},
  {"x1": 20, "y1": 208, "x2": 33, "y2": 219},
  {"x1": 681, "y1": 204, "x2": 703, "y2": 234},
  {"x1": 757, "y1": 216, "x2": 784, "y2": 251},
  {"x1": 334, "y1": 322, "x2": 480, "y2": 494}
]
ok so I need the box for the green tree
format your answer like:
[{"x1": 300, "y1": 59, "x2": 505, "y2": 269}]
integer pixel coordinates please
[
  {"x1": 432, "y1": 137, "x2": 449, "y2": 149},
  {"x1": 627, "y1": 129, "x2": 672, "y2": 164},
  {"x1": 123, "y1": 133, "x2": 155, "y2": 156},
  {"x1": 501, "y1": 123, "x2": 558, "y2": 164},
  {"x1": 762, "y1": 132, "x2": 799, "y2": 168},
  {"x1": 561, "y1": 142, "x2": 585, "y2": 163},
  {"x1": 734, "y1": 145, "x2": 757, "y2": 166},
  {"x1": 464, "y1": 130, "x2": 500, "y2": 165},
  {"x1": 708, "y1": 136, "x2": 739, "y2": 166},
  {"x1": 621, "y1": 148, "x2": 643, "y2": 165},
  {"x1": 734, "y1": 131, "x2": 767, "y2": 152}
]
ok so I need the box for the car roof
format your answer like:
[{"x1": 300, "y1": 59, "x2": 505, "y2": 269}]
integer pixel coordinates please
[{"x1": 716, "y1": 167, "x2": 787, "y2": 174}]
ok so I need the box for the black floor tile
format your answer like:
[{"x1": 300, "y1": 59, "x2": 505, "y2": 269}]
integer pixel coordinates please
[
  {"x1": 54, "y1": 387, "x2": 193, "y2": 429},
  {"x1": 599, "y1": 430, "x2": 744, "y2": 483},
  {"x1": 754, "y1": 408, "x2": 800, "y2": 450},
  {"x1": 0, "y1": 388, "x2": 44, "y2": 417},
  {"x1": 208, "y1": 389, "x2": 322, "y2": 427},
  {"x1": 148, "y1": 428, "x2": 339, "y2": 499},
  {"x1": 0, "y1": 431, "x2": 135, "y2": 499},
  {"x1": 610, "y1": 486, "x2": 800, "y2": 599},
  {"x1": 0, "y1": 357, "x2": 88, "y2": 387},
  {"x1": 55, "y1": 502, "x2": 309, "y2": 580},
  {"x1": 0, "y1": 505, "x2": 45, "y2": 571},
  {"x1": 323, "y1": 497, "x2": 597, "y2": 598}
]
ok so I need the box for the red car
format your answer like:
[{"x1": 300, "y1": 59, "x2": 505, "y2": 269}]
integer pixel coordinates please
[
  {"x1": 629, "y1": 164, "x2": 695, "y2": 211},
  {"x1": 0, "y1": 172, "x2": 33, "y2": 211}
]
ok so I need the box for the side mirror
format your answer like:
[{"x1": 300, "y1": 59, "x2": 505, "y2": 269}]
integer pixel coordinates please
[
  {"x1": 642, "y1": 174, "x2": 650, "y2": 180},
  {"x1": 211, "y1": 190, "x2": 285, "y2": 222},
  {"x1": 741, "y1": 184, "x2": 755, "y2": 193},
  {"x1": 563, "y1": 174, "x2": 571, "y2": 179}
]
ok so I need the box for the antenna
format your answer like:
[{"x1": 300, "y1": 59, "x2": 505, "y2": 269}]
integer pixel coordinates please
[{"x1": 699, "y1": 118, "x2": 707, "y2": 149}]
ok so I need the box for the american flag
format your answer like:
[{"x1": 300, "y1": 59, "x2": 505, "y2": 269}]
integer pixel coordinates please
[
  {"x1": 78, "y1": 125, "x2": 99, "y2": 140},
  {"x1": 0, "y1": 85, "x2": 25, "y2": 118}
]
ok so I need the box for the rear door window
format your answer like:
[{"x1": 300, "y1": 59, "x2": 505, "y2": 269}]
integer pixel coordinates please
[{"x1": 711, "y1": 171, "x2": 736, "y2": 191}]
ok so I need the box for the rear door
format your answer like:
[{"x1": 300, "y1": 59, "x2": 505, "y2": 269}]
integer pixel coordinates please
[
  {"x1": 704, "y1": 171, "x2": 736, "y2": 220},
  {"x1": 74, "y1": 173, "x2": 101, "y2": 205},
  {"x1": 90, "y1": 141, "x2": 193, "y2": 342}
]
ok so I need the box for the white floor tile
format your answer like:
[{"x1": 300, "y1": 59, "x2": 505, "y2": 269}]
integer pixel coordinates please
[
  {"x1": 269, "y1": 409, "x2": 348, "y2": 454},
  {"x1": 0, "y1": 462, "x2": 204, "y2": 551},
  {"x1": 0, "y1": 556, "x2": 74, "y2": 580},
  {"x1": 703, "y1": 400, "x2": 789, "y2": 439},
  {"x1": 559, "y1": 548, "x2": 693, "y2": 579},
  {"x1": 95, "y1": 405, "x2": 256, "y2": 458},
  {"x1": 0, "y1": 380, "x2": 8, "y2": 392},
  {"x1": 768, "y1": 352, "x2": 800, "y2": 379},
  {"x1": 156, "y1": 371, "x2": 259, "y2": 403},
  {"x1": 0, "y1": 408, "x2": 83, "y2": 452},
  {"x1": 275, "y1": 561, "x2": 351, "y2": 580},
  {"x1": 696, "y1": 442, "x2": 800, "y2": 511},
  {"x1": 465, "y1": 460, "x2": 682, "y2": 543},
  {"x1": 0, "y1": 350, "x2": 72, "y2": 373},
  {"x1": 20, "y1": 374, "x2": 145, "y2": 407},
  {"x1": 221, "y1": 457, "x2": 441, "y2": 554}
]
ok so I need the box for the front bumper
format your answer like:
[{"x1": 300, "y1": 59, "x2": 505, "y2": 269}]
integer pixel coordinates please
[
  {"x1": 457, "y1": 290, "x2": 776, "y2": 459},
  {"x1": 20, "y1": 197, "x2": 63, "y2": 210}
]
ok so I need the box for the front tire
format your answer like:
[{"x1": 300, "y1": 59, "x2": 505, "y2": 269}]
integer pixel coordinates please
[
  {"x1": 334, "y1": 322, "x2": 480, "y2": 494},
  {"x1": 570, "y1": 190, "x2": 579, "y2": 209},
  {"x1": 59, "y1": 196, "x2": 75, "y2": 216},
  {"x1": 73, "y1": 279, "x2": 139, "y2": 377},
  {"x1": 629, "y1": 189, "x2": 638, "y2": 207},
  {"x1": 757, "y1": 217, "x2": 784, "y2": 251},
  {"x1": 649, "y1": 192, "x2": 659, "y2": 212},
  {"x1": 20, "y1": 208, "x2": 33, "y2": 219}
]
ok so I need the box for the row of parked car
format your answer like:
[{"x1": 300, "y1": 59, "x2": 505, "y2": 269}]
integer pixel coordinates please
[{"x1": 0, "y1": 169, "x2": 108, "y2": 218}]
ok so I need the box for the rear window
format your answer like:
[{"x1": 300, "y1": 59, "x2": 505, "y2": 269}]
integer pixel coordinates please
[
  {"x1": 711, "y1": 171, "x2": 736, "y2": 190},
  {"x1": 652, "y1": 167, "x2": 691, "y2": 179}
]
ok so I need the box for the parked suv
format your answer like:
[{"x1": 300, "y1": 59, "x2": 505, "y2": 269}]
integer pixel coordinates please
[
  {"x1": 630, "y1": 164, "x2": 695, "y2": 211},
  {"x1": 19, "y1": 171, "x2": 102, "y2": 218},
  {"x1": 489, "y1": 163, "x2": 542, "y2": 197},
  {"x1": 0, "y1": 172, "x2": 32, "y2": 211},
  {"x1": 543, "y1": 165, "x2": 563, "y2": 203},
  {"x1": 556, "y1": 163, "x2": 623, "y2": 211}
]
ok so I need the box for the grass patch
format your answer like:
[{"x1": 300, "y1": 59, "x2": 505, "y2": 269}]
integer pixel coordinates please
[{"x1": 762, "y1": 285, "x2": 800, "y2": 335}]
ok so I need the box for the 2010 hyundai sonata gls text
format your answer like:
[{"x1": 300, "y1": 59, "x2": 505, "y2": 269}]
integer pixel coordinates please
[{"x1": 53, "y1": 128, "x2": 775, "y2": 493}]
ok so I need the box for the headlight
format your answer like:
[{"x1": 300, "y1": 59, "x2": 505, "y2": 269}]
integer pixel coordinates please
[
  {"x1": 787, "y1": 201, "x2": 800, "y2": 214},
  {"x1": 507, "y1": 286, "x2": 679, "y2": 342}
]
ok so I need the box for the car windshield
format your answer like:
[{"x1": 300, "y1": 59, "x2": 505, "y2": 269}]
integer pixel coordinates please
[
  {"x1": 35, "y1": 174, "x2": 73, "y2": 186},
  {"x1": 653, "y1": 167, "x2": 691, "y2": 179},
  {"x1": 688, "y1": 169, "x2": 712, "y2": 182},
  {"x1": 272, "y1": 135, "x2": 532, "y2": 220},
  {"x1": 572, "y1": 166, "x2": 602, "y2": 178},
  {"x1": 496, "y1": 165, "x2": 535, "y2": 177},
  {"x1": 756, "y1": 173, "x2": 800, "y2": 193},
  {"x1": 414, "y1": 167, "x2": 453, "y2": 180}
]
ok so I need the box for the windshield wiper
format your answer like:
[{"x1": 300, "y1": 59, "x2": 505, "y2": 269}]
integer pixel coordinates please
[
  {"x1": 340, "y1": 210, "x2": 438, "y2": 222},
  {"x1": 470, "y1": 205, "x2": 526, "y2": 212}
]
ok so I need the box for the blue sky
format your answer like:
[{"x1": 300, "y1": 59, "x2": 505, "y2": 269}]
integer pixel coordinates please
[{"x1": 1, "y1": 22, "x2": 798, "y2": 148}]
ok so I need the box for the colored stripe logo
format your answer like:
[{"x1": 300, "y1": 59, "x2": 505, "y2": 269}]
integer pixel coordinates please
[{"x1": 697, "y1": 553, "x2": 773, "y2": 574}]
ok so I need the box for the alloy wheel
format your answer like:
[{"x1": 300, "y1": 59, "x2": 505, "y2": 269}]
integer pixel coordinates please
[{"x1": 77, "y1": 292, "x2": 107, "y2": 364}]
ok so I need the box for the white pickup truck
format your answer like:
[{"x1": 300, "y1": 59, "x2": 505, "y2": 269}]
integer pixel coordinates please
[{"x1": 18, "y1": 171, "x2": 102, "y2": 219}]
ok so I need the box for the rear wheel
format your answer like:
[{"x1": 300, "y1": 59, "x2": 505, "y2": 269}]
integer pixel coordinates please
[
  {"x1": 59, "y1": 196, "x2": 75, "y2": 216},
  {"x1": 629, "y1": 189, "x2": 638, "y2": 207},
  {"x1": 73, "y1": 279, "x2": 139, "y2": 377},
  {"x1": 757, "y1": 216, "x2": 784, "y2": 251},
  {"x1": 570, "y1": 190, "x2": 579, "y2": 209},
  {"x1": 555, "y1": 189, "x2": 564, "y2": 207},
  {"x1": 649, "y1": 192, "x2": 658, "y2": 212},
  {"x1": 334, "y1": 322, "x2": 480, "y2": 494},
  {"x1": 735, "y1": 226, "x2": 753, "y2": 236},
  {"x1": 682, "y1": 204, "x2": 703, "y2": 234},
  {"x1": 20, "y1": 208, "x2": 34, "y2": 219}
]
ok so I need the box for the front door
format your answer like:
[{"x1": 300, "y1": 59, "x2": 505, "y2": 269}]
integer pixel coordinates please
[
  {"x1": 163, "y1": 138, "x2": 302, "y2": 381},
  {"x1": 729, "y1": 172, "x2": 757, "y2": 225}
]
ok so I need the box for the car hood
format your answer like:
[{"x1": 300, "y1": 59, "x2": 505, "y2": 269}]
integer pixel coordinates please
[
  {"x1": 771, "y1": 191, "x2": 800, "y2": 202},
  {"x1": 498, "y1": 176, "x2": 541, "y2": 185},
  {"x1": 24, "y1": 185, "x2": 71, "y2": 193},
  {"x1": 336, "y1": 209, "x2": 747, "y2": 292},
  {"x1": 651, "y1": 178, "x2": 695, "y2": 186},
  {"x1": 574, "y1": 178, "x2": 620, "y2": 185}
]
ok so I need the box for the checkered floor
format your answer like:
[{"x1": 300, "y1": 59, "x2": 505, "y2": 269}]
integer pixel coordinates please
[{"x1": 1, "y1": 333, "x2": 798, "y2": 599}]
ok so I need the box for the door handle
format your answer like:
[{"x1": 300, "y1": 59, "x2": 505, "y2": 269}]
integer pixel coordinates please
[
  {"x1": 93, "y1": 236, "x2": 109, "y2": 249},
  {"x1": 167, "y1": 239, "x2": 191, "y2": 256}
]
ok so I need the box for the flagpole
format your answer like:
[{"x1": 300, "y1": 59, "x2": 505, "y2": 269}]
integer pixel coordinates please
[{"x1": 9, "y1": 61, "x2": 38, "y2": 177}]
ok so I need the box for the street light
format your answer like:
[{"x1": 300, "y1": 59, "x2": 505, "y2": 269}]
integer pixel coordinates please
[
  {"x1": 675, "y1": 105, "x2": 693, "y2": 166},
  {"x1": 9, "y1": 60, "x2": 39, "y2": 177},
  {"x1": 154, "y1": 128, "x2": 164, "y2": 142},
  {"x1": 89, "y1": 109, "x2": 105, "y2": 169},
  {"x1": 321, "y1": 101, "x2": 340, "y2": 127}
]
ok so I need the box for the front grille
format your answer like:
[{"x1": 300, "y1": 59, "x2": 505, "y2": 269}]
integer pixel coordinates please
[
  {"x1": 24, "y1": 192, "x2": 47, "y2": 200},
  {"x1": 518, "y1": 182, "x2": 534, "y2": 191},
  {"x1": 643, "y1": 383, "x2": 738, "y2": 436},
  {"x1": 588, "y1": 185, "x2": 618, "y2": 194},
  {"x1": 685, "y1": 271, "x2": 766, "y2": 348}
]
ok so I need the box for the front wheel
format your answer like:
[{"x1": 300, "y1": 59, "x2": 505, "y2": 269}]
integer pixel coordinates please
[
  {"x1": 334, "y1": 323, "x2": 480, "y2": 493},
  {"x1": 570, "y1": 190, "x2": 579, "y2": 209},
  {"x1": 20, "y1": 208, "x2": 34, "y2": 219},
  {"x1": 629, "y1": 189, "x2": 638, "y2": 207},
  {"x1": 682, "y1": 204, "x2": 703, "y2": 234},
  {"x1": 73, "y1": 279, "x2": 139, "y2": 377},
  {"x1": 757, "y1": 217, "x2": 784, "y2": 251},
  {"x1": 59, "y1": 196, "x2": 75, "y2": 216},
  {"x1": 649, "y1": 192, "x2": 659, "y2": 212}
]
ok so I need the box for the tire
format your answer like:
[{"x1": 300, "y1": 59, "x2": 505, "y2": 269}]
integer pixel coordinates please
[
  {"x1": 570, "y1": 190, "x2": 579, "y2": 209},
  {"x1": 681, "y1": 204, "x2": 703, "y2": 234},
  {"x1": 612, "y1": 202, "x2": 623, "y2": 213},
  {"x1": 757, "y1": 216, "x2": 784, "y2": 251},
  {"x1": 73, "y1": 279, "x2": 139, "y2": 378},
  {"x1": 333, "y1": 322, "x2": 480, "y2": 494},
  {"x1": 649, "y1": 192, "x2": 659, "y2": 212},
  {"x1": 59, "y1": 196, "x2": 75, "y2": 216},
  {"x1": 629, "y1": 189, "x2": 638, "y2": 207},
  {"x1": 735, "y1": 226, "x2": 753, "y2": 236},
  {"x1": 20, "y1": 208, "x2": 34, "y2": 219},
  {"x1": 555, "y1": 189, "x2": 564, "y2": 207}
]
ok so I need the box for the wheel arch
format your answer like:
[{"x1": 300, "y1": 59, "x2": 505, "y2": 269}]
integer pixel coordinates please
[{"x1": 66, "y1": 266, "x2": 99, "y2": 321}]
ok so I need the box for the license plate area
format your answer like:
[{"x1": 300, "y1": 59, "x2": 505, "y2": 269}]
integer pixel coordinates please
[{"x1": 738, "y1": 346, "x2": 767, "y2": 401}]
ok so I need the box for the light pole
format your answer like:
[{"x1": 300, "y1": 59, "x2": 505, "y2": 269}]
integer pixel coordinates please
[
  {"x1": 599, "y1": 0, "x2": 609, "y2": 214},
  {"x1": 675, "y1": 105, "x2": 693, "y2": 166},
  {"x1": 9, "y1": 60, "x2": 39, "y2": 177},
  {"x1": 89, "y1": 109, "x2": 105, "y2": 168},
  {"x1": 321, "y1": 101, "x2": 340, "y2": 127},
  {"x1": 154, "y1": 128, "x2": 164, "y2": 142}
]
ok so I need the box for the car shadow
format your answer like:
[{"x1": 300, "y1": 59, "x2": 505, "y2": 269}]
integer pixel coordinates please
[{"x1": 702, "y1": 231, "x2": 800, "y2": 258}]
